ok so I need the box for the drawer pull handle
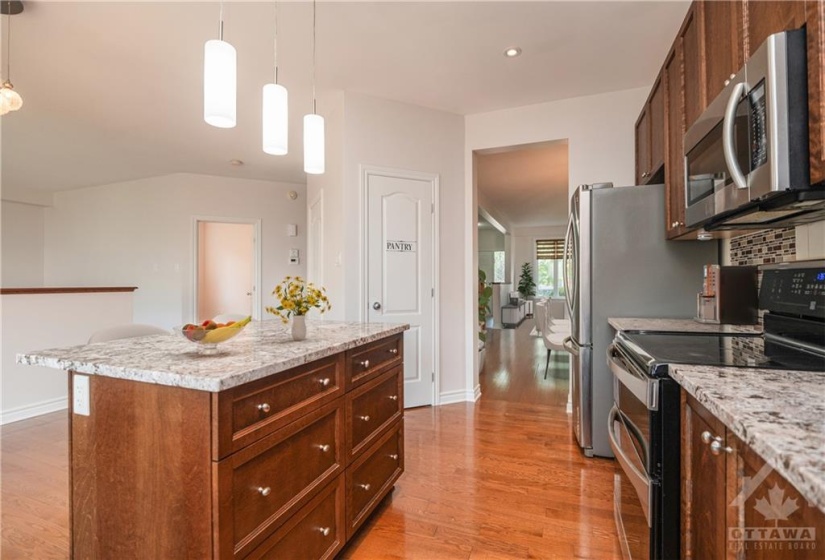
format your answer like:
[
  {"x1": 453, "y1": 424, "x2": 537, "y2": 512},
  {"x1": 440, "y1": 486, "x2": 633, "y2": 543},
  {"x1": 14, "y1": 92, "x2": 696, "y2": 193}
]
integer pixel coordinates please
[
  {"x1": 388, "y1": 395, "x2": 398, "y2": 401},
  {"x1": 701, "y1": 430, "x2": 714, "y2": 444},
  {"x1": 319, "y1": 377, "x2": 331, "y2": 387},
  {"x1": 359, "y1": 359, "x2": 370, "y2": 369},
  {"x1": 319, "y1": 527, "x2": 331, "y2": 537},
  {"x1": 359, "y1": 415, "x2": 371, "y2": 422},
  {"x1": 710, "y1": 440, "x2": 733, "y2": 456},
  {"x1": 389, "y1": 453, "x2": 398, "y2": 460},
  {"x1": 258, "y1": 486, "x2": 271, "y2": 497},
  {"x1": 319, "y1": 444, "x2": 331, "y2": 453},
  {"x1": 257, "y1": 403, "x2": 271, "y2": 413},
  {"x1": 388, "y1": 348, "x2": 398, "y2": 355},
  {"x1": 359, "y1": 483, "x2": 371, "y2": 491}
]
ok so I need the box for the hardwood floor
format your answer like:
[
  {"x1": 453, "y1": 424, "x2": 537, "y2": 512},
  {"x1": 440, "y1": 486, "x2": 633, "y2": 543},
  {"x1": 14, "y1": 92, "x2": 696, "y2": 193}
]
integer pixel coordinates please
[{"x1": 1, "y1": 321, "x2": 620, "y2": 559}]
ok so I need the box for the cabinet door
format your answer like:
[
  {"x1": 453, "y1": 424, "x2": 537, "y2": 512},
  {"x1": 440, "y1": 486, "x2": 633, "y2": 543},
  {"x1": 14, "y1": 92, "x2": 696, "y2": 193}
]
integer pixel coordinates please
[
  {"x1": 682, "y1": 392, "x2": 728, "y2": 559},
  {"x1": 730, "y1": 433, "x2": 825, "y2": 559},
  {"x1": 809, "y1": 0, "x2": 825, "y2": 185},
  {"x1": 635, "y1": 106, "x2": 651, "y2": 185},
  {"x1": 746, "y1": 0, "x2": 806, "y2": 57},
  {"x1": 682, "y1": 2, "x2": 705, "y2": 129},
  {"x1": 649, "y1": 75, "x2": 666, "y2": 179},
  {"x1": 664, "y1": 46, "x2": 686, "y2": 239},
  {"x1": 703, "y1": 0, "x2": 744, "y2": 104}
]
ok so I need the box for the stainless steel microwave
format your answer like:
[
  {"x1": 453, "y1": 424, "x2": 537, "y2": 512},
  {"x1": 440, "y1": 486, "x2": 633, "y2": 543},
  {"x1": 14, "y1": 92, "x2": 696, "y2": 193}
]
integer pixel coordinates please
[{"x1": 683, "y1": 29, "x2": 822, "y2": 230}]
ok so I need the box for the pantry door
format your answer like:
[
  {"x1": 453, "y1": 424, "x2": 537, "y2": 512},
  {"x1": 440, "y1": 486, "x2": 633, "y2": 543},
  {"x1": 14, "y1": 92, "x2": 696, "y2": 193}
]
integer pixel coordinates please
[{"x1": 364, "y1": 167, "x2": 437, "y2": 408}]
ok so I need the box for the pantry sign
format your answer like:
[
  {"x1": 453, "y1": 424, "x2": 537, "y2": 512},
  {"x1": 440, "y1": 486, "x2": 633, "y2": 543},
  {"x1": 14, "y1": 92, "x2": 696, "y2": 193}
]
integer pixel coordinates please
[{"x1": 386, "y1": 240, "x2": 417, "y2": 253}]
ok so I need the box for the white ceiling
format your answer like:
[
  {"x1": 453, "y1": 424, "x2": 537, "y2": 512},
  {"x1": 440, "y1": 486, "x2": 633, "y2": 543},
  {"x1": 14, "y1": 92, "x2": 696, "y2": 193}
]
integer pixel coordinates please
[
  {"x1": 2, "y1": 1, "x2": 690, "y2": 193},
  {"x1": 476, "y1": 139, "x2": 569, "y2": 228}
]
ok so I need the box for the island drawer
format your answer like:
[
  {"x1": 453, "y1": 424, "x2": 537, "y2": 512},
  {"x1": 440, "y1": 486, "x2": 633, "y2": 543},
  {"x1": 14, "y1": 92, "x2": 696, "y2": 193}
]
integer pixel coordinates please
[
  {"x1": 346, "y1": 334, "x2": 403, "y2": 388},
  {"x1": 245, "y1": 477, "x2": 345, "y2": 560},
  {"x1": 345, "y1": 419, "x2": 404, "y2": 539},
  {"x1": 214, "y1": 400, "x2": 344, "y2": 559},
  {"x1": 213, "y1": 354, "x2": 345, "y2": 460},
  {"x1": 346, "y1": 367, "x2": 403, "y2": 462}
]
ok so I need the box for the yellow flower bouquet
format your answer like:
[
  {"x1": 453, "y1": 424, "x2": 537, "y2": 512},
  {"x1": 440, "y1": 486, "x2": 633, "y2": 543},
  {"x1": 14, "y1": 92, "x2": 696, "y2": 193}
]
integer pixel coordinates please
[{"x1": 266, "y1": 276, "x2": 331, "y2": 324}]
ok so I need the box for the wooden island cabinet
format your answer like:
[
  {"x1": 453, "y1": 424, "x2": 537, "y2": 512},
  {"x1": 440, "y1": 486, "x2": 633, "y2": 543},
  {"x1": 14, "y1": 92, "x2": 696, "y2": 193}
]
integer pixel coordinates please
[
  {"x1": 635, "y1": 0, "x2": 825, "y2": 239},
  {"x1": 682, "y1": 392, "x2": 825, "y2": 559},
  {"x1": 21, "y1": 322, "x2": 408, "y2": 560}
]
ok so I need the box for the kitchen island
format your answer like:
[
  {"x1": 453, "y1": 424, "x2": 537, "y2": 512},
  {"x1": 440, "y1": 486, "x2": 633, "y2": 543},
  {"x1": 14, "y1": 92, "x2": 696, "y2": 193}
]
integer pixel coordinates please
[{"x1": 18, "y1": 320, "x2": 408, "y2": 559}]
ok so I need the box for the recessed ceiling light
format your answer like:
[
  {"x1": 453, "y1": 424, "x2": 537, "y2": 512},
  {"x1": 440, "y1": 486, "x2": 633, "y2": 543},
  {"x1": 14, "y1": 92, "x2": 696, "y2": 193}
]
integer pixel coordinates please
[
  {"x1": 504, "y1": 47, "x2": 522, "y2": 58},
  {"x1": 229, "y1": 159, "x2": 244, "y2": 166}
]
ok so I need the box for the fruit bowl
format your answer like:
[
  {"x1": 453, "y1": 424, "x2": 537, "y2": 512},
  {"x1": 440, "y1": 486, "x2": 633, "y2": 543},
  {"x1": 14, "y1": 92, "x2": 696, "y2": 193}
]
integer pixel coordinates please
[{"x1": 176, "y1": 316, "x2": 251, "y2": 354}]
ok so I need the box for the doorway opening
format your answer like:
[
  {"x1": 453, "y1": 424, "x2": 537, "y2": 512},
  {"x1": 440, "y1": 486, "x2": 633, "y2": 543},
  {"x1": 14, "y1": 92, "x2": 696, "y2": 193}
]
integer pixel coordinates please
[
  {"x1": 193, "y1": 217, "x2": 262, "y2": 323},
  {"x1": 473, "y1": 139, "x2": 571, "y2": 406}
]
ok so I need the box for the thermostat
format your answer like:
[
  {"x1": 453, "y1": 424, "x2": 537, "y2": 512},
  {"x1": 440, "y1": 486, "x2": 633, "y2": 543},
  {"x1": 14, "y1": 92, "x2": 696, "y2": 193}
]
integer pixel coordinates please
[{"x1": 287, "y1": 224, "x2": 298, "y2": 237}]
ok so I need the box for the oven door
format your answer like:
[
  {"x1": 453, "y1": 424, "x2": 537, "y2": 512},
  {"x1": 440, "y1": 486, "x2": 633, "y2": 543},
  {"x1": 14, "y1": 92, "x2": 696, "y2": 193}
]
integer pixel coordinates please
[{"x1": 608, "y1": 344, "x2": 659, "y2": 560}]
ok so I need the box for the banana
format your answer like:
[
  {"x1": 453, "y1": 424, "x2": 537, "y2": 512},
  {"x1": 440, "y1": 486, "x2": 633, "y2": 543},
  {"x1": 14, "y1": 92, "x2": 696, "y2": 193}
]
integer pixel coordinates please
[{"x1": 201, "y1": 316, "x2": 252, "y2": 344}]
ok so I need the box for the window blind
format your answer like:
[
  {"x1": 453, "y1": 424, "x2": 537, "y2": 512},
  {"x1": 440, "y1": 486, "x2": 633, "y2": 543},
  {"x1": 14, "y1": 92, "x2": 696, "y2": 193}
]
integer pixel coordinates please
[{"x1": 536, "y1": 239, "x2": 564, "y2": 260}]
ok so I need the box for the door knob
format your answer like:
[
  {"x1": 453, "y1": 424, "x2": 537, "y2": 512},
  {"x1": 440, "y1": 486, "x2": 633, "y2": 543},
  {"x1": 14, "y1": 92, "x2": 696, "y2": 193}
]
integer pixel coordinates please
[{"x1": 373, "y1": 302, "x2": 382, "y2": 310}]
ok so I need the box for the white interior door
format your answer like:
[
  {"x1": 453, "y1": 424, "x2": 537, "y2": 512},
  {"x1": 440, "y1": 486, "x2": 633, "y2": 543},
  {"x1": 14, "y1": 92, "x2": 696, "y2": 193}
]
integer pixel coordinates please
[{"x1": 366, "y1": 170, "x2": 436, "y2": 408}]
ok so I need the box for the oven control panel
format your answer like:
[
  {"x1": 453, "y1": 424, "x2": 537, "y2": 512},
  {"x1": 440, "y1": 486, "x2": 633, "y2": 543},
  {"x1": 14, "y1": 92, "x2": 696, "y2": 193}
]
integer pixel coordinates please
[{"x1": 760, "y1": 265, "x2": 825, "y2": 319}]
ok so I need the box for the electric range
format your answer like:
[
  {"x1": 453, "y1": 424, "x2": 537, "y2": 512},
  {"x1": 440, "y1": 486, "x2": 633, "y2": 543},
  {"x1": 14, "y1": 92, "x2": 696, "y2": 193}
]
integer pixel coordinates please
[{"x1": 608, "y1": 260, "x2": 825, "y2": 560}]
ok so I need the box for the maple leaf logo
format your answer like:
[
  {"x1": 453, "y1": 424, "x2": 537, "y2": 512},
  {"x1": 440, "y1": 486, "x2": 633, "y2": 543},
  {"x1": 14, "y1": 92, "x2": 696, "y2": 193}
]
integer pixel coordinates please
[{"x1": 754, "y1": 483, "x2": 799, "y2": 526}]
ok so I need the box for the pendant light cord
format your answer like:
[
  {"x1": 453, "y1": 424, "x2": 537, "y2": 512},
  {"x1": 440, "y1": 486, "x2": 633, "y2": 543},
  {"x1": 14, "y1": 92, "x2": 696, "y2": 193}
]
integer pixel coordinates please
[
  {"x1": 273, "y1": 1, "x2": 278, "y2": 84},
  {"x1": 312, "y1": 0, "x2": 316, "y2": 114},
  {"x1": 5, "y1": 0, "x2": 11, "y2": 81},
  {"x1": 218, "y1": 0, "x2": 224, "y2": 41}
]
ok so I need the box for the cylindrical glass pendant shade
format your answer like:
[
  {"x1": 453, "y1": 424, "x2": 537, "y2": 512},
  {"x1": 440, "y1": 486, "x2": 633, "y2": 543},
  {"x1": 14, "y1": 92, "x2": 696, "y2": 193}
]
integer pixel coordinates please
[
  {"x1": 203, "y1": 39, "x2": 237, "y2": 128},
  {"x1": 262, "y1": 83, "x2": 288, "y2": 155},
  {"x1": 303, "y1": 113, "x2": 325, "y2": 174}
]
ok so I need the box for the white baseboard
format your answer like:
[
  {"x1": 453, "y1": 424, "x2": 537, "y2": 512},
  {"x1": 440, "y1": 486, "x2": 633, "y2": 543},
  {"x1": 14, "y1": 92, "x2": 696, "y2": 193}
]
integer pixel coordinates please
[
  {"x1": 1, "y1": 396, "x2": 68, "y2": 425},
  {"x1": 438, "y1": 388, "x2": 478, "y2": 405}
]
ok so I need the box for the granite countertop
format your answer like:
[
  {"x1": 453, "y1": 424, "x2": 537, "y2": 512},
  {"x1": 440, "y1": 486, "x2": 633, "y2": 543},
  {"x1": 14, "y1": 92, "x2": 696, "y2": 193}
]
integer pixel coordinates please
[
  {"x1": 17, "y1": 320, "x2": 408, "y2": 392},
  {"x1": 670, "y1": 364, "x2": 825, "y2": 514},
  {"x1": 609, "y1": 317, "x2": 762, "y2": 334}
]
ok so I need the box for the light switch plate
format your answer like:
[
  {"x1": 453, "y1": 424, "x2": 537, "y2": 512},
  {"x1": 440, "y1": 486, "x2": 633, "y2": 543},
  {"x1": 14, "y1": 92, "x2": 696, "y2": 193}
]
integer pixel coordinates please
[
  {"x1": 73, "y1": 374, "x2": 90, "y2": 416},
  {"x1": 289, "y1": 248, "x2": 300, "y2": 265}
]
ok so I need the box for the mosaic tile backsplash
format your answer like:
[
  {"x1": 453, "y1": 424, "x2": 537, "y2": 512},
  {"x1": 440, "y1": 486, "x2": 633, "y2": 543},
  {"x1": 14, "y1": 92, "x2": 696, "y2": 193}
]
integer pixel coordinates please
[{"x1": 729, "y1": 228, "x2": 797, "y2": 266}]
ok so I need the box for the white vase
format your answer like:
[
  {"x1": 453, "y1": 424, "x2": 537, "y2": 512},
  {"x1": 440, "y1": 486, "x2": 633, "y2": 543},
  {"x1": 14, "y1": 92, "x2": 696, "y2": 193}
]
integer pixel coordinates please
[{"x1": 291, "y1": 315, "x2": 307, "y2": 341}]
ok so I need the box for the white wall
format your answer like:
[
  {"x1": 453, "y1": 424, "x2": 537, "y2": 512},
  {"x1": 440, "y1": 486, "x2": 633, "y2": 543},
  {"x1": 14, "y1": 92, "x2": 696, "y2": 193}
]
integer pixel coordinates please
[
  {"x1": 1, "y1": 201, "x2": 46, "y2": 287},
  {"x1": 465, "y1": 87, "x2": 648, "y2": 391},
  {"x1": 309, "y1": 91, "x2": 468, "y2": 401},
  {"x1": 44, "y1": 173, "x2": 306, "y2": 328},
  {"x1": 1, "y1": 291, "x2": 133, "y2": 424},
  {"x1": 796, "y1": 222, "x2": 825, "y2": 259}
]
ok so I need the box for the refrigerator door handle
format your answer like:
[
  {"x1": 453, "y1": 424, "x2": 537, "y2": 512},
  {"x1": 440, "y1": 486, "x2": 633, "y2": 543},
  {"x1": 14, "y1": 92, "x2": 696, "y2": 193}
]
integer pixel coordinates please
[
  {"x1": 563, "y1": 213, "x2": 575, "y2": 322},
  {"x1": 608, "y1": 405, "x2": 652, "y2": 528}
]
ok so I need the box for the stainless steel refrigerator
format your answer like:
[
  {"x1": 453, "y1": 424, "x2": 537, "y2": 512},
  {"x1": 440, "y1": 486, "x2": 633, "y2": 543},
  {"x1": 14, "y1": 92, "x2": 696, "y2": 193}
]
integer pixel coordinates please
[{"x1": 563, "y1": 183, "x2": 718, "y2": 458}]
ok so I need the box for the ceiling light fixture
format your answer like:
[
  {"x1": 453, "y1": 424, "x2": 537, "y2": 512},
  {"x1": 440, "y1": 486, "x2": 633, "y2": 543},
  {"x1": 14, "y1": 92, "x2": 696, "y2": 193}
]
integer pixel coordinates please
[
  {"x1": 303, "y1": 0, "x2": 324, "y2": 175},
  {"x1": 204, "y1": 0, "x2": 236, "y2": 128},
  {"x1": 504, "y1": 47, "x2": 522, "y2": 58},
  {"x1": 262, "y1": 1, "x2": 288, "y2": 155},
  {"x1": 0, "y1": 0, "x2": 24, "y2": 116}
]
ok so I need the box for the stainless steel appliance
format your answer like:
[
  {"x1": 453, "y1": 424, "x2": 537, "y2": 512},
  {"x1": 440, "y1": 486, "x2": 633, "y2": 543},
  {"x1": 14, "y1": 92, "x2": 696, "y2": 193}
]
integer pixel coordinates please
[
  {"x1": 684, "y1": 29, "x2": 825, "y2": 231},
  {"x1": 563, "y1": 183, "x2": 718, "y2": 458},
  {"x1": 695, "y1": 264, "x2": 758, "y2": 324},
  {"x1": 608, "y1": 260, "x2": 825, "y2": 560}
]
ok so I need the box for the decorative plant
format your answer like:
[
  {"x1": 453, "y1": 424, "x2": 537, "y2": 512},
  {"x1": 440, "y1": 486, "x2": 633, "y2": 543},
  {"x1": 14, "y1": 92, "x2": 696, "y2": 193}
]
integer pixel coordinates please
[
  {"x1": 478, "y1": 269, "x2": 493, "y2": 343},
  {"x1": 266, "y1": 276, "x2": 331, "y2": 323},
  {"x1": 518, "y1": 262, "x2": 536, "y2": 298}
]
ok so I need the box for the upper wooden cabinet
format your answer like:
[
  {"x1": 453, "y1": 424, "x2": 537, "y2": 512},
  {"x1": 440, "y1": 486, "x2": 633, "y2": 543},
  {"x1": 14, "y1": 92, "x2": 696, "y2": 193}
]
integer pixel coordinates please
[
  {"x1": 635, "y1": 75, "x2": 665, "y2": 185},
  {"x1": 665, "y1": 46, "x2": 687, "y2": 238},
  {"x1": 808, "y1": 0, "x2": 825, "y2": 185},
  {"x1": 747, "y1": 0, "x2": 807, "y2": 57},
  {"x1": 702, "y1": 0, "x2": 744, "y2": 105},
  {"x1": 682, "y1": 3, "x2": 705, "y2": 130}
]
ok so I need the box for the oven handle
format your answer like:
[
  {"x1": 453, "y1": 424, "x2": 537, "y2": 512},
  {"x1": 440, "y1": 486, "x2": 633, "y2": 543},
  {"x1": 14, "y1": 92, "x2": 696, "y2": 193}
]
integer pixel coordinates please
[
  {"x1": 723, "y1": 81, "x2": 749, "y2": 190},
  {"x1": 607, "y1": 344, "x2": 658, "y2": 411},
  {"x1": 608, "y1": 405, "x2": 652, "y2": 528}
]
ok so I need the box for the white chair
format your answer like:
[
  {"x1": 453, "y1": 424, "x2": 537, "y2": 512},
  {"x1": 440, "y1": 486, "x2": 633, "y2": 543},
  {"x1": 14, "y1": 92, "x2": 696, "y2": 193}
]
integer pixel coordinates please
[
  {"x1": 88, "y1": 324, "x2": 168, "y2": 344},
  {"x1": 212, "y1": 313, "x2": 247, "y2": 323},
  {"x1": 533, "y1": 301, "x2": 547, "y2": 336},
  {"x1": 547, "y1": 316, "x2": 571, "y2": 333},
  {"x1": 542, "y1": 307, "x2": 570, "y2": 379}
]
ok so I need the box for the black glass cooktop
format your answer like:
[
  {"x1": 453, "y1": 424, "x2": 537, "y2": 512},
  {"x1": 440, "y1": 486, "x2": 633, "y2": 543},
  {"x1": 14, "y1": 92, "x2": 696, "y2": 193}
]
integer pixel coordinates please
[{"x1": 617, "y1": 332, "x2": 825, "y2": 375}]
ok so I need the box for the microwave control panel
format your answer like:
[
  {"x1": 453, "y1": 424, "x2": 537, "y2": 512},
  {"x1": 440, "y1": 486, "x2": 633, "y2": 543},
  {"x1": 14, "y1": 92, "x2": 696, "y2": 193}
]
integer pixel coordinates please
[
  {"x1": 760, "y1": 266, "x2": 825, "y2": 319},
  {"x1": 749, "y1": 80, "x2": 768, "y2": 171}
]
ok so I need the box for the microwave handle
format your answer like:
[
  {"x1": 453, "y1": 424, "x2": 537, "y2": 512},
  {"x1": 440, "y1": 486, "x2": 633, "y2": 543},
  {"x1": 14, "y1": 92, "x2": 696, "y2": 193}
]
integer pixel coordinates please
[{"x1": 722, "y1": 81, "x2": 749, "y2": 190}]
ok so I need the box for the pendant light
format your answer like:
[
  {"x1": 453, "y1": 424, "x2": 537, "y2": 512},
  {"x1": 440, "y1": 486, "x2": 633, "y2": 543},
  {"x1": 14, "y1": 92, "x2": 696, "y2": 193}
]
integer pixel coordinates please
[
  {"x1": 203, "y1": 0, "x2": 236, "y2": 128},
  {"x1": 303, "y1": 0, "x2": 324, "y2": 174},
  {"x1": 262, "y1": 2, "x2": 288, "y2": 155},
  {"x1": 0, "y1": 0, "x2": 24, "y2": 116}
]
